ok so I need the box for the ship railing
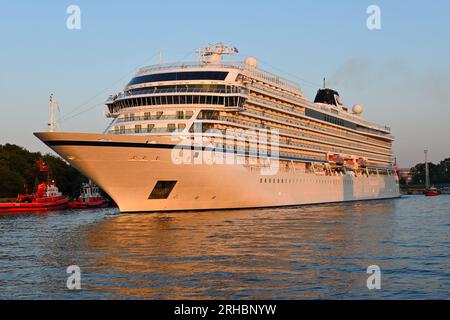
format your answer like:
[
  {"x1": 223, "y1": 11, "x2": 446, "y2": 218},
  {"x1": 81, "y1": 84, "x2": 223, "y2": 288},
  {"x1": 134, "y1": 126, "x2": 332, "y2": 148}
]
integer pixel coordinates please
[
  {"x1": 247, "y1": 96, "x2": 393, "y2": 145},
  {"x1": 250, "y1": 82, "x2": 306, "y2": 104},
  {"x1": 241, "y1": 109, "x2": 391, "y2": 153},
  {"x1": 116, "y1": 114, "x2": 193, "y2": 123},
  {"x1": 216, "y1": 116, "x2": 391, "y2": 162},
  {"x1": 247, "y1": 95, "x2": 305, "y2": 116},
  {"x1": 108, "y1": 123, "x2": 389, "y2": 163},
  {"x1": 136, "y1": 61, "x2": 302, "y2": 93},
  {"x1": 250, "y1": 82, "x2": 391, "y2": 135},
  {"x1": 133, "y1": 62, "x2": 390, "y2": 134},
  {"x1": 108, "y1": 127, "x2": 185, "y2": 135},
  {"x1": 118, "y1": 87, "x2": 244, "y2": 98},
  {"x1": 201, "y1": 130, "x2": 373, "y2": 163}
]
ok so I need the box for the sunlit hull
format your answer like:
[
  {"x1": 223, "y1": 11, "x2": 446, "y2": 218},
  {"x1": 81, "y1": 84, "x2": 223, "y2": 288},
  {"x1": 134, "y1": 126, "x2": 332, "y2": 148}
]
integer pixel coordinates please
[{"x1": 34, "y1": 132, "x2": 400, "y2": 213}]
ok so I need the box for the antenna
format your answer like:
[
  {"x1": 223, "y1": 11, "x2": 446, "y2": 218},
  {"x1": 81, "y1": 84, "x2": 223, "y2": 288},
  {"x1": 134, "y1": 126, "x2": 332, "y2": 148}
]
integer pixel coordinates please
[
  {"x1": 196, "y1": 43, "x2": 238, "y2": 64},
  {"x1": 49, "y1": 94, "x2": 55, "y2": 132},
  {"x1": 48, "y1": 94, "x2": 61, "y2": 132},
  {"x1": 159, "y1": 49, "x2": 163, "y2": 65},
  {"x1": 424, "y1": 149, "x2": 430, "y2": 189},
  {"x1": 323, "y1": 77, "x2": 326, "y2": 88}
]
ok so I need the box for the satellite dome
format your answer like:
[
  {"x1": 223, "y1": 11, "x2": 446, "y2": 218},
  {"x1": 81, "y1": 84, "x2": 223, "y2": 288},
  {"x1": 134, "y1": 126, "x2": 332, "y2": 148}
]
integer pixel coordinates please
[
  {"x1": 352, "y1": 104, "x2": 363, "y2": 114},
  {"x1": 245, "y1": 57, "x2": 258, "y2": 68}
]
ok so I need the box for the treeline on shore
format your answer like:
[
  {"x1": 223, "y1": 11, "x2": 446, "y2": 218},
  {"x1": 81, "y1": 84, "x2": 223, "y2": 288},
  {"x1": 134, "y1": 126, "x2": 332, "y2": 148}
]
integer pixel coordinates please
[
  {"x1": 402, "y1": 158, "x2": 450, "y2": 186},
  {"x1": 0, "y1": 144, "x2": 87, "y2": 198}
]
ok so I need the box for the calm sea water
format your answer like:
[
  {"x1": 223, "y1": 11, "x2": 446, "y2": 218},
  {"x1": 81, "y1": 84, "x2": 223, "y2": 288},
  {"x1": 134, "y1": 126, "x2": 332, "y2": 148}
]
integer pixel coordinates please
[{"x1": 1, "y1": 195, "x2": 449, "y2": 299}]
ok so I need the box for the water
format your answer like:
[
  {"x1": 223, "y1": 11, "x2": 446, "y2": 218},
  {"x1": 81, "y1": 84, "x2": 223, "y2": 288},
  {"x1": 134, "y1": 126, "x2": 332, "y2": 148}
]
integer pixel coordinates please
[{"x1": 1, "y1": 196, "x2": 449, "y2": 299}]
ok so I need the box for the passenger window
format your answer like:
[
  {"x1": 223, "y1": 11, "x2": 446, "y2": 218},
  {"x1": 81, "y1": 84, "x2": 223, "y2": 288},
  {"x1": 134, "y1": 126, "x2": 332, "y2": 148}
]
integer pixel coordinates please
[
  {"x1": 176, "y1": 111, "x2": 184, "y2": 119},
  {"x1": 167, "y1": 123, "x2": 176, "y2": 132},
  {"x1": 185, "y1": 111, "x2": 194, "y2": 118}
]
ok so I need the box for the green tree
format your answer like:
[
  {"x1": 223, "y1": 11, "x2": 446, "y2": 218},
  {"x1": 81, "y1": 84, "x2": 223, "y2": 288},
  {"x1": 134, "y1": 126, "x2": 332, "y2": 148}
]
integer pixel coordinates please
[
  {"x1": 410, "y1": 158, "x2": 450, "y2": 186},
  {"x1": 0, "y1": 144, "x2": 88, "y2": 198}
]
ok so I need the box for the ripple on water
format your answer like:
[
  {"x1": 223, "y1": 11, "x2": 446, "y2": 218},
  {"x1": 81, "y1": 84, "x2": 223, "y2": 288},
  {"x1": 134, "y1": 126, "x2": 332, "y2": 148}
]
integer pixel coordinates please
[{"x1": 1, "y1": 196, "x2": 450, "y2": 299}]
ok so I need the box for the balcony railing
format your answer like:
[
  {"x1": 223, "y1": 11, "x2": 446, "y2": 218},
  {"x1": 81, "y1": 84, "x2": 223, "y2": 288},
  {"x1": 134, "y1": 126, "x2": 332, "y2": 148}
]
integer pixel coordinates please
[
  {"x1": 215, "y1": 116, "x2": 391, "y2": 163},
  {"x1": 115, "y1": 87, "x2": 245, "y2": 100},
  {"x1": 240, "y1": 109, "x2": 391, "y2": 154},
  {"x1": 109, "y1": 127, "x2": 185, "y2": 135},
  {"x1": 136, "y1": 61, "x2": 303, "y2": 93},
  {"x1": 247, "y1": 97, "x2": 392, "y2": 147},
  {"x1": 116, "y1": 114, "x2": 193, "y2": 123},
  {"x1": 248, "y1": 82, "x2": 391, "y2": 135}
]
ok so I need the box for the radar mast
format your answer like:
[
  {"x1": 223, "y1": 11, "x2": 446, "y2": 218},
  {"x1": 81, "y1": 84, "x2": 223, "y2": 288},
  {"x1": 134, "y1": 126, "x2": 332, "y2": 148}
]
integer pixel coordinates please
[
  {"x1": 196, "y1": 43, "x2": 238, "y2": 64},
  {"x1": 48, "y1": 94, "x2": 61, "y2": 132}
]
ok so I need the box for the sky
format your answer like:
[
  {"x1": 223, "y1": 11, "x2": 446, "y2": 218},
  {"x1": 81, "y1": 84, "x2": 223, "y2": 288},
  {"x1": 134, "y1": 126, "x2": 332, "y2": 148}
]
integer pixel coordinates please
[{"x1": 0, "y1": 0, "x2": 449, "y2": 167}]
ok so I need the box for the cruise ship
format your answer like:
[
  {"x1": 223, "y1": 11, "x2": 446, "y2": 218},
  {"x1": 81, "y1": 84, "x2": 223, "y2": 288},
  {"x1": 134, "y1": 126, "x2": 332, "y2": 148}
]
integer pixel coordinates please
[{"x1": 35, "y1": 44, "x2": 400, "y2": 213}]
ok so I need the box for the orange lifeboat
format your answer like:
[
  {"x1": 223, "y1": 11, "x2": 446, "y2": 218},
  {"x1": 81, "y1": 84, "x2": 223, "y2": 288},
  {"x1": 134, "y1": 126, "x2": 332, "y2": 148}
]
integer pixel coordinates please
[
  {"x1": 356, "y1": 158, "x2": 368, "y2": 168},
  {"x1": 328, "y1": 154, "x2": 345, "y2": 165}
]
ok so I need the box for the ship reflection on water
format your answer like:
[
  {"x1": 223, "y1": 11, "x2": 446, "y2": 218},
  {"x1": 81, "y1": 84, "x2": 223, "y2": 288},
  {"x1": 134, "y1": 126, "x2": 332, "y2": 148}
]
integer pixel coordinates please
[{"x1": 1, "y1": 196, "x2": 449, "y2": 299}]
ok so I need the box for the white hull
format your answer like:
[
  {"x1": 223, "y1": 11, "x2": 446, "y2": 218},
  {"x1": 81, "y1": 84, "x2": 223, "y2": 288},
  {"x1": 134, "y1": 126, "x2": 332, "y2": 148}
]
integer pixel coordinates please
[{"x1": 35, "y1": 132, "x2": 400, "y2": 213}]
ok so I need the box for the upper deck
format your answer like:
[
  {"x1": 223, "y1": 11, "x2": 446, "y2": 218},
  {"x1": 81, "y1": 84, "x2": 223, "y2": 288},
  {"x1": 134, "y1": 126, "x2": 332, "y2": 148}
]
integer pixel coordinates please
[
  {"x1": 106, "y1": 60, "x2": 391, "y2": 137},
  {"x1": 134, "y1": 61, "x2": 303, "y2": 94}
]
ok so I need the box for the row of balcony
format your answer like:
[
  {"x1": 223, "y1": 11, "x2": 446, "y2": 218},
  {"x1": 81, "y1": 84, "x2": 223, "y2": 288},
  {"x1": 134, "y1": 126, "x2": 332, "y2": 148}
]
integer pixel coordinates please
[
  {"x1": 136, "y1": 61, "x2": 302, "y2": 93},
  {"x1": 215, "y1": 116, "x2": 391, "y2": 163},
  {"x1": 241, "y1": 109, "x2": 391, "y2": 156},
  {"x1": 116, "y1": 113, "x2": 193, "y2": 123},
  {"x1": 248, "y1": 82, "x2": 391, "y2": 134},
  {"x1": 114, "y1": 86, "x2": 245, "y2": 100},
  {"x1": 247, "y1": 96, "x2": 391, "y2": 148}
]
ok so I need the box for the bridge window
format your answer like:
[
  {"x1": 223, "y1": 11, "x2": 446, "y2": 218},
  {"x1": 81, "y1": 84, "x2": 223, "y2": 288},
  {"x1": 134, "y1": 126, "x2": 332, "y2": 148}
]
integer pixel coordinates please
[
  {"x1": 128, "y1": 72, "x2": 228, "y2": 86},
  {"x1": 167, "y1": 123, "x2": 176, "y2": 132}
]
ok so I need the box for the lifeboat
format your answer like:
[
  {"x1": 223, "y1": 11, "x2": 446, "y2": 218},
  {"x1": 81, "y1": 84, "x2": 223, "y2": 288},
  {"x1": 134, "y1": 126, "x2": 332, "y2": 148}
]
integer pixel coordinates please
[
  {"x1": 68, "y1": 181, "x2": 109, "y2": 209},
  {"x1": 0, "y1": 181, "x2": 69, "y2": 214},
  {"x1": 328, "y1": 154, "x2": 345, "y2": 165},
  {"x1": 356, "y1": 157, "x2": 368, "y2": 168}
]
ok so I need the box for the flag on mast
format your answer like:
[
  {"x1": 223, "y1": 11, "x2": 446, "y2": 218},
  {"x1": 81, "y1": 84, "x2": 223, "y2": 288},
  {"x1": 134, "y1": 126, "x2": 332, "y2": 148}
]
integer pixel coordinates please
[{"x1": 37, "y1": 159, "x2": 48, "y2": 172}]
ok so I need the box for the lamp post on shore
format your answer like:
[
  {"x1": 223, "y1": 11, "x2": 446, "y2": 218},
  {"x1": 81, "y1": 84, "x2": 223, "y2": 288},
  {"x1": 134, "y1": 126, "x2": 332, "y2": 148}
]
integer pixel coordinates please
[
  {"x1": 444, "y1": 160, "x2": 450, "y2": 173},
  {"x1": 424, "y1": 150, "x2": 430, "y2": 190}
]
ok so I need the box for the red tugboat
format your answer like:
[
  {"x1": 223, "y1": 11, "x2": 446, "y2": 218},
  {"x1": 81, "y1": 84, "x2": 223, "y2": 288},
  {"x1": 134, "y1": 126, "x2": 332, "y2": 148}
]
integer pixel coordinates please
[
  {"x1": 68, "y1": 181, "x2": 109, "y2": 209},
  {"x1": 424, "y1": 187, "x2": 441, "y2": 197},
  {"x1": 0, "y1": 180, "x2": 69, "y2": 214}
]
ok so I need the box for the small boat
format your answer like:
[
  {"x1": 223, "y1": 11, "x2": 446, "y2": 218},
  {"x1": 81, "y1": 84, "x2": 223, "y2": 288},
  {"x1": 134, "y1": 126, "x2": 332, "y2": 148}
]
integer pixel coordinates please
[
  {"x1": 328, "y1": 154, "x2": 345, "y2": 165},
  {"x1": 0, "y1": 181, "x2": 69, "y2": 213},
  {"x1": 68, "y1": 181, "x2": 109, "y2": 209},
  {"x1": 424, "y1": 187, "x2": 441, "y2": 197}
]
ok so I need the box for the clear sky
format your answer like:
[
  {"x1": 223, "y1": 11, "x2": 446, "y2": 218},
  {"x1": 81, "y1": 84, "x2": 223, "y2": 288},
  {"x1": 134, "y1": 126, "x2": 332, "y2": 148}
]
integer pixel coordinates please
[{"x1": 1, "y1": 0, "x2": 449, "y2": 167}]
